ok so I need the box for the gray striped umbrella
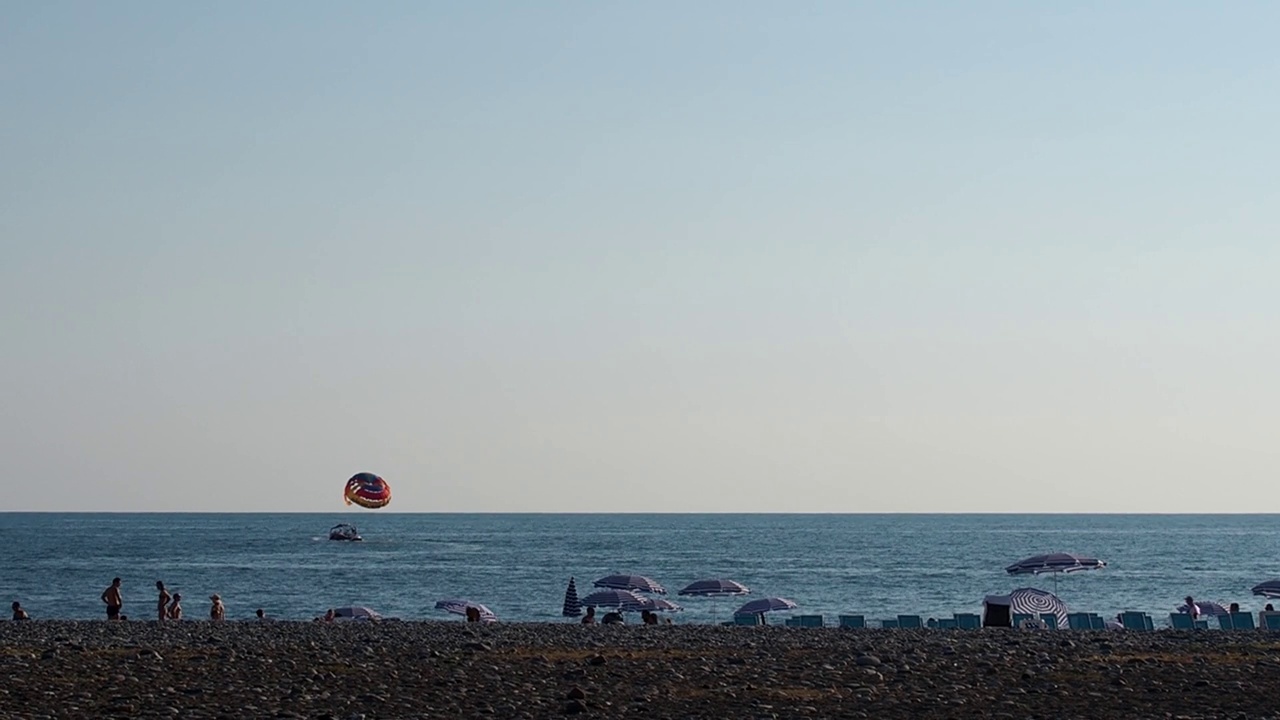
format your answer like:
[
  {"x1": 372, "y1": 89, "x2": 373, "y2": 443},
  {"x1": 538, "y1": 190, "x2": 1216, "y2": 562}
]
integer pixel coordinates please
[
  {"x1": 593, "y1": 575, "x2": 667, "y2": 595},
  {"x1": 678, "y1": 578, "x2": 750, "y2": 621},
  {"x1": 1006, "y1": 553, "x2": 1106, "y2": 593},
  {"x1": 580, "y1": 589, "x2": 650, "y2": 611},
  {"x1": 678, "y1": 579, "x2": 750, "y2": 597},
  {"x1": 1252, "y1": 580, "x2": 1280, "y2": 599},
  {"x1": 562, "y1": 577, "x2": 582, "y2": 617},
  {"x1": 1008, "y1": 587, "x2": 1067, "y2": 629},
  {"x1": 734, "y1": 597, "x2": 798, "y2": 616}
]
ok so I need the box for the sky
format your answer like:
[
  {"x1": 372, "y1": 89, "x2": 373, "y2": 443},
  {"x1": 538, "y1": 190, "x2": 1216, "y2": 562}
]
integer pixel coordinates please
[{"x1": 2, "y1": 1, "x2": 1278, "y2": 512}]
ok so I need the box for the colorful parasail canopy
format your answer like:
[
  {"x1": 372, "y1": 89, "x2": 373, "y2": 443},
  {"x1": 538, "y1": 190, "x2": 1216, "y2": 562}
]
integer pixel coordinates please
[{"x1": 344, "y1": 473, "x2": 391, "y2": 509}]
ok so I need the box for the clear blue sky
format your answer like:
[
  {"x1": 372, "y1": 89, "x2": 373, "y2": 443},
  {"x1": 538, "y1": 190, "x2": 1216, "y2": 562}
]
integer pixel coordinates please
[{"x1": 3, "y1": 1, "x2": 1278, "y2": 512}]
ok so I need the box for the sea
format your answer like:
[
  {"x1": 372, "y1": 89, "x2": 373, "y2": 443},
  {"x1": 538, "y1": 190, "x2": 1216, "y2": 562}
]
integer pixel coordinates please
[{"x1": 3, "y1": 513, "x2": 1278, "y2": 624}]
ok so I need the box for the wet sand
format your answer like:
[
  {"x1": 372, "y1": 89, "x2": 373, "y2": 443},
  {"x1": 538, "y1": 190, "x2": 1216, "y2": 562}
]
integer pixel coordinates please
[{"x1": 3, "y1": 620, "x2": 1279, "y2": 719}]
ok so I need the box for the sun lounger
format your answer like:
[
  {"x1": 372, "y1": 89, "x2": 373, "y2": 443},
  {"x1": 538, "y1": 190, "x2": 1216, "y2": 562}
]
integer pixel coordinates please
[
  {"x1": 936, "y1": 617, "x2": 958, "y2": 629},
  {"x1": 1119, "y1": 611, "x2": 1153, "y2": 631},
  {"x1": 1260, "y1": 612, "x2": 1280, "y2": 630},
  {"x1": 897, "y1": 615, "x2": 923, "y2": 629},
  {"x1": 954, "y1": 613, "x2": 981, "y2": 630},
  {"x1": 1067, "y1": 613, "x2": 1093, "y2": 630},
  {"x1": 880, "y1": 618, "x2": 900, "y2": 629},
  {"x1": 785, "y1": 615, "x2": 823, "y2": 628},
  {"x1": 1229, "y1": 612, "x2": 1256, "y2": 630},
  {"x1": 1217, "y1": 614, "x2": 1234, "y2": 630},
  {"x1": 1012, "y1": 613, "x2": 1036, "y2": 628},
  {"x1": 1169, "y1": 613, "x2": 1194, "y2": 630},
  {"x1": 1040, "y1": 613, "x2": 1060, "y2": 629},
  {"x1": 733, "y1": 613, "x2": 762, "y2": 626},
  {"x1": 838, "y1": 614, "x2": 865, "y2": 629}
]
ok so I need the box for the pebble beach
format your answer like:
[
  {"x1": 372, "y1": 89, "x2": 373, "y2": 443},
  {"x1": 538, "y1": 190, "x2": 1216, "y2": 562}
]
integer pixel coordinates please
[{"x1": 4, "y1": 621, "x2": 1280, "y2": 719}]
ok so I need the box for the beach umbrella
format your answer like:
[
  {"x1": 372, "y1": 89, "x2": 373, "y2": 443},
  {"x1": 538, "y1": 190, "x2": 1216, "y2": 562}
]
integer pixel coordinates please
[
  {"x1": 580, "y1": 589, "x2": 650, "y2": 611},
  {"x1": 678, "y1": 578, "x2": 750, "y2": 622},
  {"x1": 434, "y1": 599, "x2": 497, "y2": 622},
  {"x1": 562, "y1": 577, "x2": 582, "y2": 617},
  {"x1": 734, "y1": 597, "x2": 798, "y2": 616},
  {"x1": 1005, "y1": 553, "x2": 1106, "y2": 592},
  {"x1": 593, "y1": 574, "x2": 667, "y2": 594},
  {"x1": 333, "y1": 606, "x2": 381, "y2": 621},
  {"x1": 1252, "y1": 580, "x2": 1280, "y2": 599},
  {"x1": 1008, "y1": 587, "x2": 1068, "y2": 629},
  {"x1": 633, "y1": 597, "x2": 683, "y2": 613},
  {"x1": 678, "y1": 579, "x2": 751, "y2": 597},
  {"x1": 1178, "y1": 601, "x2": 1229, "y2": 617}
]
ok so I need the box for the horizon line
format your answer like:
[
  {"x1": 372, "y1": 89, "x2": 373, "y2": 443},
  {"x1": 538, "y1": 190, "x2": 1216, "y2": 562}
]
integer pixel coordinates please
[{"x1": 4, "y1": 510, "x2": 1280, "y2": 516}]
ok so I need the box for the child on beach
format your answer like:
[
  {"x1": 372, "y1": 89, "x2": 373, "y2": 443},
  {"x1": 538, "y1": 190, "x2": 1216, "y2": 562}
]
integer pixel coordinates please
[
  {"x1": 101, "y1": 578, "x2": 123, "y2": 620},
  {"x1": 168, "y1": 593, "x2": 183, "y2": 620},
  {"x1": 11, "y1": 601, "x2": 29, "y2": 621},
  {"x1": 580, "y1": 606, "x2": 596, "y2": 625},
  {"x1": 210, "y1": 595, "x2": 225, "y2": 621}
]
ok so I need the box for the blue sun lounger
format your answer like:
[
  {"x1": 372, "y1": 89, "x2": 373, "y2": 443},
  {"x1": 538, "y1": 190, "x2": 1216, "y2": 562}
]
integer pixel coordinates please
[
  {"x1": 954, "y1": 613, "x2": 982, "y2": 630},
  {"x1": 838, "y1": 614, "x2": 865, "y2": 629},
  {"x1": 1120, "y1": 611, "x2": 1153, "y2": 631}
]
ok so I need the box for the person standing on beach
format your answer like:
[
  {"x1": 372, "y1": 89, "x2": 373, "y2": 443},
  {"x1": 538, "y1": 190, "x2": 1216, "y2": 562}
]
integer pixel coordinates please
[
  {"x1": 156, "y1": 581, "x2": 171, "y2": 622},
  {"x1": 209, "y1": 594, "x2": 225, "y2": 621},
  {"x1": 168, "y1": 593, "x2": 182, "y2": 620},
  {"x1": 101, "y1": 578, "x2": 123, "y2": 620},
  {"x1": 12, "y1": 601, "x2": 29, "y2": 620},
  {"x1": 1184, "y1": 596, "x2": 1200, "y2": 621}
]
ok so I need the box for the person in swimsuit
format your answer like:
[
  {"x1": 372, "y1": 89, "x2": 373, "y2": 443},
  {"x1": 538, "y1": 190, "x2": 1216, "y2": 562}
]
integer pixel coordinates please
[
  {"x1": 12, "y1": 601, "x2": 29, "y2": 621},
  {"x1": 168, "y1": 593, "x2": 183, "y2": 620},
  {"x1": 209, "y1": 595, "x2": 225, "y2": 621},
  {"x1": 156, "y1": 581, "x2": 171, "y2": 622},
  {"x1": 101, "y1": 578, "x2": 123, "y2": 620}
]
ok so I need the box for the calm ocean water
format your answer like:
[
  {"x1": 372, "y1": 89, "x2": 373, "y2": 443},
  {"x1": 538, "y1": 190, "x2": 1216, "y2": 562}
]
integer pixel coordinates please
[{"x1": 4, "y1": 514, "x2": 1279, "y2": 625}]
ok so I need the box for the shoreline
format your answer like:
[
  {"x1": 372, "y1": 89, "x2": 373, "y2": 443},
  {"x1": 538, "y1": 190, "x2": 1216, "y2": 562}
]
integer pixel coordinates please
[{"x1": 4, "y1": 622, "x2": 1280, "y2": 718}]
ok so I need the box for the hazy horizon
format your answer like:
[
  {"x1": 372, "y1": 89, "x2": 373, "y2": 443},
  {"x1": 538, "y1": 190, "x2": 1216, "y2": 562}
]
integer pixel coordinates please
[{"x1": 4, "y1": 2, "x2": 1278, "y2": 513}]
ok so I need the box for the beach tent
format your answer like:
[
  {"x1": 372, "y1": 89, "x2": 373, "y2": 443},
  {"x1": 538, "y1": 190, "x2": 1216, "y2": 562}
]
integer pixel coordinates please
[{"x1": 983, "y1": 589, "x2": 1068, "y2": 629}]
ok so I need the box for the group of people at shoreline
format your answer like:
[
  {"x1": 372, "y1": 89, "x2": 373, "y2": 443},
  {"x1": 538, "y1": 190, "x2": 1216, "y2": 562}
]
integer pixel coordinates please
[{"x1": 64, "y1": 577, "x2": 248, "y2": 623}]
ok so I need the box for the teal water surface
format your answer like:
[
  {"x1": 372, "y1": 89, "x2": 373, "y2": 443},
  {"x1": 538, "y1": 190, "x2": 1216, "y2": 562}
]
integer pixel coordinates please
[{"x1": 3, "y1": 514, "x2": 1278, "y2": 624}]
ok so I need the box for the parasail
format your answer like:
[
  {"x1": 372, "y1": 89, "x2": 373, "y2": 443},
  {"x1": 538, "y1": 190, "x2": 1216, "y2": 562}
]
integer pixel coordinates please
[{"x1": 344, "y1": 473, "x2": 391, "y2": 509}]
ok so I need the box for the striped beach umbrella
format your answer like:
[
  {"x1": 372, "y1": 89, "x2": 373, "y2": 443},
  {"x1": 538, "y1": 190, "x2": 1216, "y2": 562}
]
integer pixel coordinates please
[
  {"x1": 593, "y1": 575, "x2": 667, "y2": 595},
  {"x1": 580, "y1": 589, "x2": 650, "y2": 611},
  {"x1": 1252, "y1": 580, "x2": 1280, "y2": 599},
  {"x1": 734, "y1": 597, "x2": 798, "y2": 616},
  {"x1": 1009, "y1": 587, "x2": 1068, "y2": 629},
  {"x1": 1006, "y1": 553, "x2": 1106, "y2": 593},
  {"x1": 678, "y1": 578, "x2": 749, "y2": 622},
  {"x1": 562, "y1": 577, "x2": 582, "y2": 617},
  {"x1": 678, "y1": 579, "x2": 751, "y2": 597}
]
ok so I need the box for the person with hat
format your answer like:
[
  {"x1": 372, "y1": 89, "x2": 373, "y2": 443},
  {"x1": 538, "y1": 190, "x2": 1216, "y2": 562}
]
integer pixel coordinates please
[{"x1": 209, "y1": 594, "x2": 225, "y2": 622}]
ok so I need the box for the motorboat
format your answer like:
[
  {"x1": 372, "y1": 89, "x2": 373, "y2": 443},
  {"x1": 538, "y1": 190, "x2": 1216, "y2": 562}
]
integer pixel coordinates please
[{"x1": 328, "y1": 523, "x2": 362, "y2": 541}]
